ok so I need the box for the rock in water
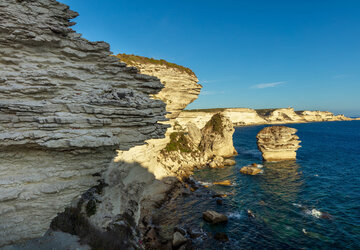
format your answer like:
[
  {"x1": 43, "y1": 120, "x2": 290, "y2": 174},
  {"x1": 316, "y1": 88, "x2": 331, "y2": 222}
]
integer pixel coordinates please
[
  {"x1": 240, "y1": 166, "x2": 262, "y2": 175},
  {"x1": 213, "y1": 180, "x2": 232, "y2": 186},
  {"x1": 202, "y1": 210, "x2": 228, "y2": 224},
  {"x1": 223, "y1": 158, "x2": 236, "y2": 166},
  {"x1": 256, "y1": 126, "x2": 301, "y2": 161},
  {"x1": 214, "y1": 232, "x2": 229, "y2": 242},
  {"x1": 172, "y1": 232, "x2": 187, "y2": 248}
]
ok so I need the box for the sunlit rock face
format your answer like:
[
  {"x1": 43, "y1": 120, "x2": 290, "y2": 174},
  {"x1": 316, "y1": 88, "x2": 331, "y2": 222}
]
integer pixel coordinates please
[
  {"x1": 256, "y1": 126, "x2": 301, "y2": 161},
  {"x1": 86, "y1": 57, "x2": 236, "y2": 234},
  {"x1": 299, "y1": 110, "x2": 351, "y2": 122},
  {"x1": 0, "y1": 0, "x2": 167, "y2": 246},
  {"x1": 114, "y1": 54, "x2": 202, "y2": 179}
]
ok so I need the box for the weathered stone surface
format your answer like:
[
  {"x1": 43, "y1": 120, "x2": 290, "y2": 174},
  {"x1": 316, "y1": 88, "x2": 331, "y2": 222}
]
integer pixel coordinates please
[
  {"x1": 200, "y1": 113, "x2": 238, "y2": 158},
  {"x1": 240, "y1": 166, "x2": 262, "y2": 175},
  {"x1": 84, "y1": 58, "x2": 236, "y2": 243},
  {"x1": 0, "y1": 0, "x2": 168, "y2": 246},
  {"x1": 172, "y1": 231, "x2": 187, "y2": 248},
  {"x1": 202, "y1": 210, "x2": 228, "y2": 224},
  {"x1": 256, "y1": 126, "x2": 301, "y2": 161},
  {"x1": 223, "y1": 158, "x2": 236, "y2": 166}
]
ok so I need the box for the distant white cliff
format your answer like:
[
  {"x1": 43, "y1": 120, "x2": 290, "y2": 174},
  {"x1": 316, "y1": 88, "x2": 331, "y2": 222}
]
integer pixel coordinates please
[{"x1": 177, "y1": 107, "x2": 352, "y2": 128}]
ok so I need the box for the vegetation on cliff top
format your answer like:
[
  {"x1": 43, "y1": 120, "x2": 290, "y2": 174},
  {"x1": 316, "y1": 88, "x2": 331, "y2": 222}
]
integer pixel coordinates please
[
  {"x1": 115, "y1": 53, "x2": 196, "y2": 77},
  {"x1": 165, "y1": 132, "x2": 193, "y2": 153},
  {"x1": 203, "y1": 113, "x2": 224, "y2": 136}
]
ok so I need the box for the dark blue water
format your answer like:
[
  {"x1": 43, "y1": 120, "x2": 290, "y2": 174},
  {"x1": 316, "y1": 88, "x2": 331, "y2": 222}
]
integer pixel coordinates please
[{"x1": 157, "y1": 121, "x2": 360, "y2": 249}]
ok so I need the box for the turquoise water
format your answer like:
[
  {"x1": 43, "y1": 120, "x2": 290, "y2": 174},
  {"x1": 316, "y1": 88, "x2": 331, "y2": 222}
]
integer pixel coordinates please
[{"x1": 157, "y1": 121, "x2": 360, "y2": 249}]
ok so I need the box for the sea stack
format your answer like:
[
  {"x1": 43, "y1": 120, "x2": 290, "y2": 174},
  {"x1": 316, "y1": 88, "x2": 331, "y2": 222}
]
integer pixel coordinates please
[{"x1": 256, "y1": 126, "x2": 301, "y2": 161}]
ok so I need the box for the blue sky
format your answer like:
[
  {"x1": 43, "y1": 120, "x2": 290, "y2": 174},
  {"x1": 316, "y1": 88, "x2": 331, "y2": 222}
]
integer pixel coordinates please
[{"x1": 60, "y1": 0, "x2": 359, "y2": 116}]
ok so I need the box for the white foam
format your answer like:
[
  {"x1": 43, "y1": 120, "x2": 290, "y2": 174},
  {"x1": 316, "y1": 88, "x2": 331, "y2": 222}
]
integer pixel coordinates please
[
  {"x1": 197, "y1": 180, "x2": 213, "y2": 186},
  {"x1": 227, "y1": 211, "x2": 243, "y2": 219},
  {"x1": 304, "y1": 208, "x2": 322, "y2": 218},
  {"x1": 292, "y1": 203, "x2": 303, "y2": 208}
]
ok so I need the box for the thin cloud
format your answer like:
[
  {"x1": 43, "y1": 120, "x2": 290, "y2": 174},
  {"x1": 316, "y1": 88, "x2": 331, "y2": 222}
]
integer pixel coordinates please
[
  {"x1": 251, "y1": 81, "x2": 286, "y2": 89},
  {"x1": 200, "y1": 90, "x2": 225, "y2": 96},
  {"x1": 333, "y1": 74, "x2": 352, "y2": 79},
  {"x1": 199, "y1": 80, "x2": 219, "y2": 84}
]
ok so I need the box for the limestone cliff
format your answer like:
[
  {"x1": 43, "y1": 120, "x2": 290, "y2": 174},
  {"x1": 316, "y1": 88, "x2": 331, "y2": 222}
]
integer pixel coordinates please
[
  {"x1": 257, "y1": 126, "x2": 301, "y2": 161},
  {"x1": 0, "y1": 1, "x2": 168, "y2": 246},
  {"x1": 74, "y1": 55, "x2": 236, "y2": 247},
  {"x1": 178, "y1": 107, "x2": 352, "y2": 128}
]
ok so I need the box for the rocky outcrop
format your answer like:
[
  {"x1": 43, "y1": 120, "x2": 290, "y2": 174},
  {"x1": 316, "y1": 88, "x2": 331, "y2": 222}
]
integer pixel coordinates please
[
  {"x1": 0, "y1": 0, "x2": 168, "y2": 246},
  {"x1": 202, "y1": 210, "x2": 228, "y2": 224},
  {"x1": 116, "y1": 54, "x2": 200, "y2": 119},
  {"x1": 177, "y1": 107, "x2": 352, "y2": 128},
  {"x1": 256, "y1": 126, "x2": 301, "y2": 161},
  {"x1": 60, "y1": 55, "x2": 236, "y2": 248},
  {"x1": 240, "y1": 164, "x2": 262, "y2": 175}
]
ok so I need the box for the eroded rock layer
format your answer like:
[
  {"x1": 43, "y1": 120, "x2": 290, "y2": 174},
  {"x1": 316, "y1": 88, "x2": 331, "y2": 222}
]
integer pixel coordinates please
[
  {"x1": 0, "y1": 0, "x2": 168, "y2": 246},
  {"x1": 256, "y1": 126, "x2": 301, "y2": 161},
  {"x1": 80, "y1": 56, "x2": 236, "y2": 244}
]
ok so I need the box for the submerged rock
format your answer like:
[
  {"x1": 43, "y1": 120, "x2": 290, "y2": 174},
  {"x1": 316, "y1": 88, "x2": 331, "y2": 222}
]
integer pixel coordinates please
[
  {"x1": 256, "y1": 126, "x2": 301, "y2": 161},
  {"x1": 202, "y1": 210, "x2": 228, "y2": 224},
  {"x1": 214, "y1": 232, "x2": 229, "y2": 242}
]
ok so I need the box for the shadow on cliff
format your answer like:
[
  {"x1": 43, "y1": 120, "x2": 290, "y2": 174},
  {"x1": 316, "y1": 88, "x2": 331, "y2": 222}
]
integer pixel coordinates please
[{"x1": 50, "y1": 160, "x2": 181, "y2": 250}]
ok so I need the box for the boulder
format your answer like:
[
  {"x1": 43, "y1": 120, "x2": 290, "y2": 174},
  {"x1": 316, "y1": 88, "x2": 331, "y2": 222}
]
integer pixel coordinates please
[
  {"x1": 257, "y1": 126, "x2": 301, "y2": 161},
  {"x1": 202, "y1": 210, "x2": 228, "y2": 224},
  {"x1": 172, "y1": 231, "x2": 187, "y2": 248},
  {"x1": 240, "y1": 166, "x2": 262, "y2": 175},
  {"x1": 223, "y1": 159, "x2": 236, "y2": 166}
]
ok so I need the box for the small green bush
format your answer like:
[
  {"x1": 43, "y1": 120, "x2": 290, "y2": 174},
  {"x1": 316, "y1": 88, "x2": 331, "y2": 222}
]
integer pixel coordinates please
[
  {"x1": 165, "y1": 132, "x2": 192, "y2": 153},
  {"x1": 204, "y1": 113, "x2": 224, "y2": 136}
]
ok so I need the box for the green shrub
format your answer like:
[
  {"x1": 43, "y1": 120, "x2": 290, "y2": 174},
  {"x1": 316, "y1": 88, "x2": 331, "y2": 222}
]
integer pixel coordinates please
[
  {"x1": 164, "y1": 132, "x2": 192, "y2": 153},
  {"x1": 204, "y1": 113, "x2": 224, "y2": 136}
]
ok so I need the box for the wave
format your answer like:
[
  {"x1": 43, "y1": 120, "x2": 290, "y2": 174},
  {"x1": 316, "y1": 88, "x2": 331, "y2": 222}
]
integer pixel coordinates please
[{"x1": 227, "y1": 211, "x2": 244, "y2": 219}]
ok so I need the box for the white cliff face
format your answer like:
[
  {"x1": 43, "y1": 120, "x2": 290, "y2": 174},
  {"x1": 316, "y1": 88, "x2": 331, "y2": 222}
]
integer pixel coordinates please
[
  {"x1": 264, "y1": 108, "x2": 305, "y2": 123},
  {"x1": 0, "y1": 0, "x2": 168, "y2": 246},
  {"x1": 178, "y1": 108, "x2": 352, "y2": 128},
  {"x1": 299, "y1": 110, "x2": 351, "y2": 122}
]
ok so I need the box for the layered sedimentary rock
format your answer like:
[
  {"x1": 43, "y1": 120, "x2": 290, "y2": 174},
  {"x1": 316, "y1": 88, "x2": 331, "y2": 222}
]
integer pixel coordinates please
[
  {"x1": 178, "y1": 107, "x2": 352, "y2": 128},
  {"x1": 256, "y1": 126, "x2": 301, "y2": 161},
  {"x1": 0, "y1": 1, "x2": 168, "y2": 246},
  {"x1": 81, "y1": 56, "x2": 236, "y2": 243},
  {"x1": 298, "y1": 110, "x2": 351, "y2": 122},
  {"x1": 116, "y1": 54, "x2": 201, "y2": 119}
]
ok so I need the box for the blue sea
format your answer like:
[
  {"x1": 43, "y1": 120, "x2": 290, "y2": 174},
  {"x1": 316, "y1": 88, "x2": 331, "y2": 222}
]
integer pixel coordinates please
[{"x1": 157, "y1": 121, "x2": 360, "y2": 249}]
